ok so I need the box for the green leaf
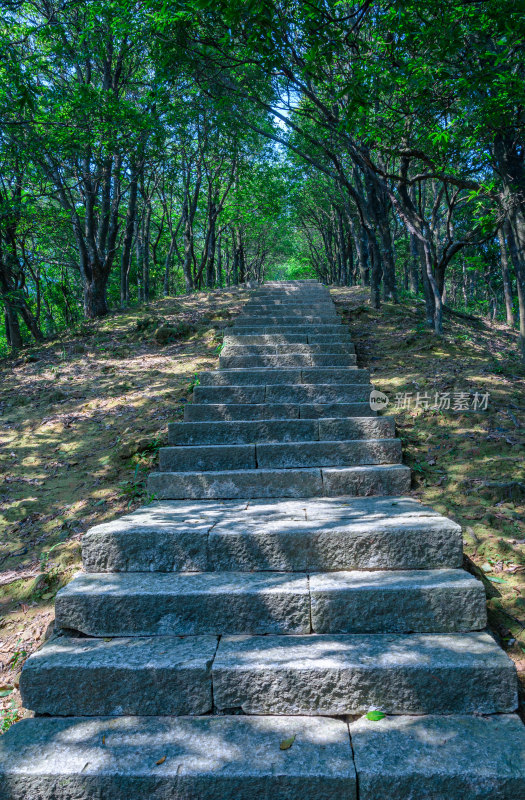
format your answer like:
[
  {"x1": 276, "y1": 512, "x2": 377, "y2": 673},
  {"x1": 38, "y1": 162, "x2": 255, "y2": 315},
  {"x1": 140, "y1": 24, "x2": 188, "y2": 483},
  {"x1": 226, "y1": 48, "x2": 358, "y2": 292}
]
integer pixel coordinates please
[
  {"x1": 280, "y1": 735, "x2": 296, "y2": 750},
  {"x1": 41, "y1": 592, "x2": 55, "y2": 600},
  {"x1": 0, "y1": 689, "x2": 13, "y2": 697},
  {"x1": 366, "y1": 711, "x2": 386, "y2": 721},
  {"x1": 487, "y1": 576, "x2": 506, "y2": 584}
]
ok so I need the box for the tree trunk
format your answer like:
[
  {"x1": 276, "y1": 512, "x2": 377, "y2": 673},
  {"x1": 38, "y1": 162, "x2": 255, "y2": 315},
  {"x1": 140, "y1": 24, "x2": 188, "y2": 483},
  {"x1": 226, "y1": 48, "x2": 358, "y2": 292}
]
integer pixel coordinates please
[
  {"x1": 497, "y1": 226, "x2": 515, "y2": 327},
  {"x1": 120, "y1": 161, "x2": 138, "y2": 307},
  {"x1": 505, "y1": 220, "x2": 525, "y2": 359},
  {"x1": 83, "y1": 274, "x2": 109, "y2": 318}
]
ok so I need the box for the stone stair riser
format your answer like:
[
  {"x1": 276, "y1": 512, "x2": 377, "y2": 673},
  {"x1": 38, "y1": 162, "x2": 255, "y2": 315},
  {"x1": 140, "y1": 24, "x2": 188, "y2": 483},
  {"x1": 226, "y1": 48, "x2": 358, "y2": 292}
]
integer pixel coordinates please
[
  {"x1": 193, "y1": 384, "x2": 373, "y2": 404},
  {"x1": 168, "y1": 417, "x2": 394, "y2": 445},
  {"x1": 198, "y1": 367, "x2": 369, "y2": 387},
  {"x1": 184, "y1": 402, "x2": 376, "y2": 421},
  {"x1": 148, "y1": 465, "x2": 411, "y2": 499},
  {"x1": 21, "y1": 635, "x2": 217, "y2": 717},
  {"x1": 82, "y1": 515, "x2": 463, "y2": 573},
  {"x1": 219, "y1": 355, "x2": 357, "y2": 368},
  {"x1": 221, "y1": 343, "x2": 356, "y2": 354},
  {"x1": 212, "y1": 633, "x2": 518, "y2": 715}
]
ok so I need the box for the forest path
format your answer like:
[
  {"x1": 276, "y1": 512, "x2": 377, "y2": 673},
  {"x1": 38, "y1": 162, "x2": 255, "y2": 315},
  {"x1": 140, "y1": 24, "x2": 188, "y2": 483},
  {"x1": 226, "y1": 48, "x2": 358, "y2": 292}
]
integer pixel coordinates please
[{"x1": 0, "y1": 280, "x2": 524, "y2": 798}]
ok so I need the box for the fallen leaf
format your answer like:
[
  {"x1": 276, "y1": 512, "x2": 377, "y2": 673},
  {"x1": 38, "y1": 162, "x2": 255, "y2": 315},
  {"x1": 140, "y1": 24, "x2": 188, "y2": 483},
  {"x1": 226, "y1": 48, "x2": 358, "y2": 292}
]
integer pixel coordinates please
[
  {"x1": 0, "y1": 689, "x2": 13, "y2": 697},
  {"x1": 41, "y1": 592, "x2": 54, "y2": 600},
  {"x1": 280, "y1": 735, "x2": 296, "y2": 750},
  {"x1": 366, "y1": 711, "x2": 386, "y2": 721},
  {"x1": 488, "y1": 576, "x2": 506, "y2": 584},
  {"x1": 156, "y1": 756, "x2": 166, "y2": 766}
]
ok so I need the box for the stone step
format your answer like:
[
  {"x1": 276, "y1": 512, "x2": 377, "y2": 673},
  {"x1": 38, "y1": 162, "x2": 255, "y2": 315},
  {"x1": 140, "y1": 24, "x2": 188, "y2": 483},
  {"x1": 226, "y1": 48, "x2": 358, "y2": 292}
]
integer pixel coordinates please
[
  {"x1": 219, "y1": 354, "x2": 357, "y2": 368},
  {"x1": 148, "y1": 464, "x2": 411, "y2": 499},
  {"x1": 309, "y1": 569, "x2": 486, "y2": 633},
  {"x1": 168, "y1": 416, "x2": 394, "y2": 445},
  {"x1": 351, "y1": 713, "x2": 525, "y2": 800},
  {"x1": 212, "y1": 632, "x2": 518, "y2": 715},
  {"x1": 192, "y1": 383, "x2": 373, "y2": 404},
  {"x1": 242, "y1": 305, "x2": 337, "y2": 315},
  {"x1": 184, "y1": 402, "x2": 376, "y2": 421},
  {"x1": 54, "y1": 568, "x2": 485, "y2": 638},
  {"x1": 21, "y1": 634, "x2": 218, "y2": 716},
  {"x1": 223, "y1": 333, "x2": 353, "y2": 344},
  {"x1": 158, "y1": 439, "x2": 402, "y2": 472},
  {"x1": 199, "y1": 367, "x2": 367, "y2": 386},
  {"x1": 229, "y1": 325, "x2": 345, "y2": 335},
  {"x1": 221, "y1": 343, "x2": 356, "y2": 354},
  {"x1": 0, "y1": 716, "x2": 356, "y2": 800},
  {"x1": 82, "y1": 496, "x2": 463, "y2": 573},
  {"x1": 236, "y1": 316, "x2": 339, "y2": 325},
  {"x1": 55, "y1": 572, "x2": 311, "y2": 636}
]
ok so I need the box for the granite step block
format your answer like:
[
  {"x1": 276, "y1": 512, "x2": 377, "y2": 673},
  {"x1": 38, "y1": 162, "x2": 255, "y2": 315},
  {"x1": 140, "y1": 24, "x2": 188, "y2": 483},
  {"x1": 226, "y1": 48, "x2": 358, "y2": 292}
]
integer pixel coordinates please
[
  {"x1": 222, "y1": 333, "x2": 353, "y2": 344},
  {"x1": 148, "y1": 465, "x2": 409, "y2": 499},
  {"x1": 184, "y1": 402, "x2": 375, "y2": 421},
  {"x1": 0, "y1": 715, "x2": 356, "y2": 800},
  {"x1": 20, "y1": 634, "x2": 217, "y2": 716},
  {"x1": 255, "y1": 439, "x2": 402, "y2": 468},
  {"x1": 212, "y1": 632, "x2": 518, "y2": 715},
  {"x1": 265, "y1": 384, "x2": 373, "y2": 403},
  {"x1": 350, "y1": 713, "x2": 525, "y2": 800},
  {"x1": 198, "y1": 367, "x2": 365, "y2": 386},
  {"x1": 321, "y1": 464, "x2": 411, "y2": 495},
  {"x1": 148, "y1": 468, "x2": 324, "y2": 499},
  {"x1": 158, "y1": 444, "x2": 255, "y2": 472},
  {"x1": 221, "y1": 343, "x2": 356, "y2": 354},
  {"x1": 198, "y1": 369, "x2": 304, "y2": 387},
  {"x1": 208, "y1": 497, "x2": 463, "y2": 572},
  {"x1": 184, "y1": 403, "x2": 302, "y2": 421},
  {"x1": 309, "y1": 569, "x2": 486, "y2": 633},
  {"x1": 169, "y1": 419, "x2": 320, "y2": 445},
  {"x1": 81, "y1": 497, "x2": 462, "y2": 574},
  {"x1": 235, "y1": 316, "x2": 339, "y2": 326},
  {"x1": 168, "y1": 418, "x2": 393, "y2": 446},
  {"x1": 219, "y1": 354, "x2": 357, "y2": 368},
  {"x1": 229, "y1": 326, "x2": 345, "y2": 335},
  {"x1": 55, "y1": 572, "x2": 311, "y2": 636},
  {"x1": 192, "y1": 385, "x2": 266, "y2": 404}
]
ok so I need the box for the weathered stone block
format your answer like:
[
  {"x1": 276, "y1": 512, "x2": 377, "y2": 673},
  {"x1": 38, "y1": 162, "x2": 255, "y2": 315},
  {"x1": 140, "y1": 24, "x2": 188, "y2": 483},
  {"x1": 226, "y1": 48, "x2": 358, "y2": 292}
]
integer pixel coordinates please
[
  {"x1": 309, "y1": 569, "x2": 487, "y2": 633},
  {"x1": 21, "y1": 634, "x2": 217, "y2": 716},
  {"x1": 212, "y1": 632, "x2": 518, "y2": 715},
  {"x1": 0, "y1": 716, "x2": 356, "y2": 800},
  {"x1": 55, "y1": 571, "x2": 310, "y2": 636},
  {"x1": 350, "y1": 714, "x2": 525, "y2": 800}
]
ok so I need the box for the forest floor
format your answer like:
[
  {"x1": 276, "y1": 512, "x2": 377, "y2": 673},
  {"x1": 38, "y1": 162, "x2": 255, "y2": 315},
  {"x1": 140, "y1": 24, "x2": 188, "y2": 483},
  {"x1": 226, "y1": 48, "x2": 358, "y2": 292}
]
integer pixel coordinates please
[{"x1": 1, "y1": 283, "x2": 524, "y2": 731}]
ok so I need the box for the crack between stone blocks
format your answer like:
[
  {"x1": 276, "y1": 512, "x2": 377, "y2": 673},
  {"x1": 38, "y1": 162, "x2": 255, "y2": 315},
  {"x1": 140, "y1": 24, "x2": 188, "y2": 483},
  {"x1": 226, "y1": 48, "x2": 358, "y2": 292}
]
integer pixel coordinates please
[
  {"x1": 205, "y1": 520, "x2": 220, "y2": 570},
  {"x1": 347, "y1": 721, "x2": 360, "y2": 800},
  {"x1": 209, "y1": 634, "x2": 221, "y2": 714},
  {"x1": 306, "y1": 574, "x2": 313, "y2": 633}
]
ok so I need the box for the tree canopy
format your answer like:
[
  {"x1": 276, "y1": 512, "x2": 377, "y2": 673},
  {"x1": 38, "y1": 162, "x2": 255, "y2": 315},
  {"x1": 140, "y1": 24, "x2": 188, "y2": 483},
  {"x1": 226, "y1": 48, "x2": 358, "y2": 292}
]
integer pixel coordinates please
[{"x1": 1, "y1": 0, "x2": 524, "y2": 353}]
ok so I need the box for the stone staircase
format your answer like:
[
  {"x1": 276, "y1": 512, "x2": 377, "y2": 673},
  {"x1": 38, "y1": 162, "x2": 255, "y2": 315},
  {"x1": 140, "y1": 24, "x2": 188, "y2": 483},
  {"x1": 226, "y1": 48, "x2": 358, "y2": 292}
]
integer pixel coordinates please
[{"x1": 0, "y1": 279, "x2": 524, "y2": 799}]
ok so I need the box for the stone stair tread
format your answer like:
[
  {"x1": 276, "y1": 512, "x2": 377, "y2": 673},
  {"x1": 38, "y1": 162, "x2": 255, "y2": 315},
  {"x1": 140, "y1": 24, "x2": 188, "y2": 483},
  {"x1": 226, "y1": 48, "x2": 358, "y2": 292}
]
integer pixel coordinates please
[
  {"x1": 212, "y1": 631, "x2": 518, "y2": 715},
  {"x1": 148, "y1": 464, "x2": 411, "y2": 499},
  {"x1": 351, "y1": 713, "x2": 525, "y2": 800},
  {"x1": 82, "y1": 496, "x2": 462, "y2": 573},
  {"x1": 0, "y1": 716, "x2": 356, "y2": 799},
  {"x1": 20, "y1": 634, "x2": 218, "y2": 716},
  {"x1": 223, "y1": 333, "x2": 354, "y2": 343},
  {"x1": 219, "y1": 355, "x2": 358, "y2": 368}
]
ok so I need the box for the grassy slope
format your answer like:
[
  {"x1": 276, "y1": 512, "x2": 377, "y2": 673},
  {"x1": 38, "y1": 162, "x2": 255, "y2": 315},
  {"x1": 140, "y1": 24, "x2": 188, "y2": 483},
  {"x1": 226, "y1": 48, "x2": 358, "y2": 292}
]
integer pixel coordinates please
[
  {"x1": 1, "y1": 283, "x2": 524, "y2": 729},
  {"x1": 332, "y1": 286, "x2": 525, "y2": 714},
  {"x1": 0, "y1": 287, "x2": 248, "y2": 729}
]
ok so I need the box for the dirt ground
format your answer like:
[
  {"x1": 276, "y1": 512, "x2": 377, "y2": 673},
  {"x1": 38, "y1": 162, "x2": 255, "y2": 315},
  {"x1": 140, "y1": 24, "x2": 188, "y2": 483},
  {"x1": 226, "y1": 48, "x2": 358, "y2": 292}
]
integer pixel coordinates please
[{"x1": 1, "y1": 283, "x2": 524, "y2": 730}]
